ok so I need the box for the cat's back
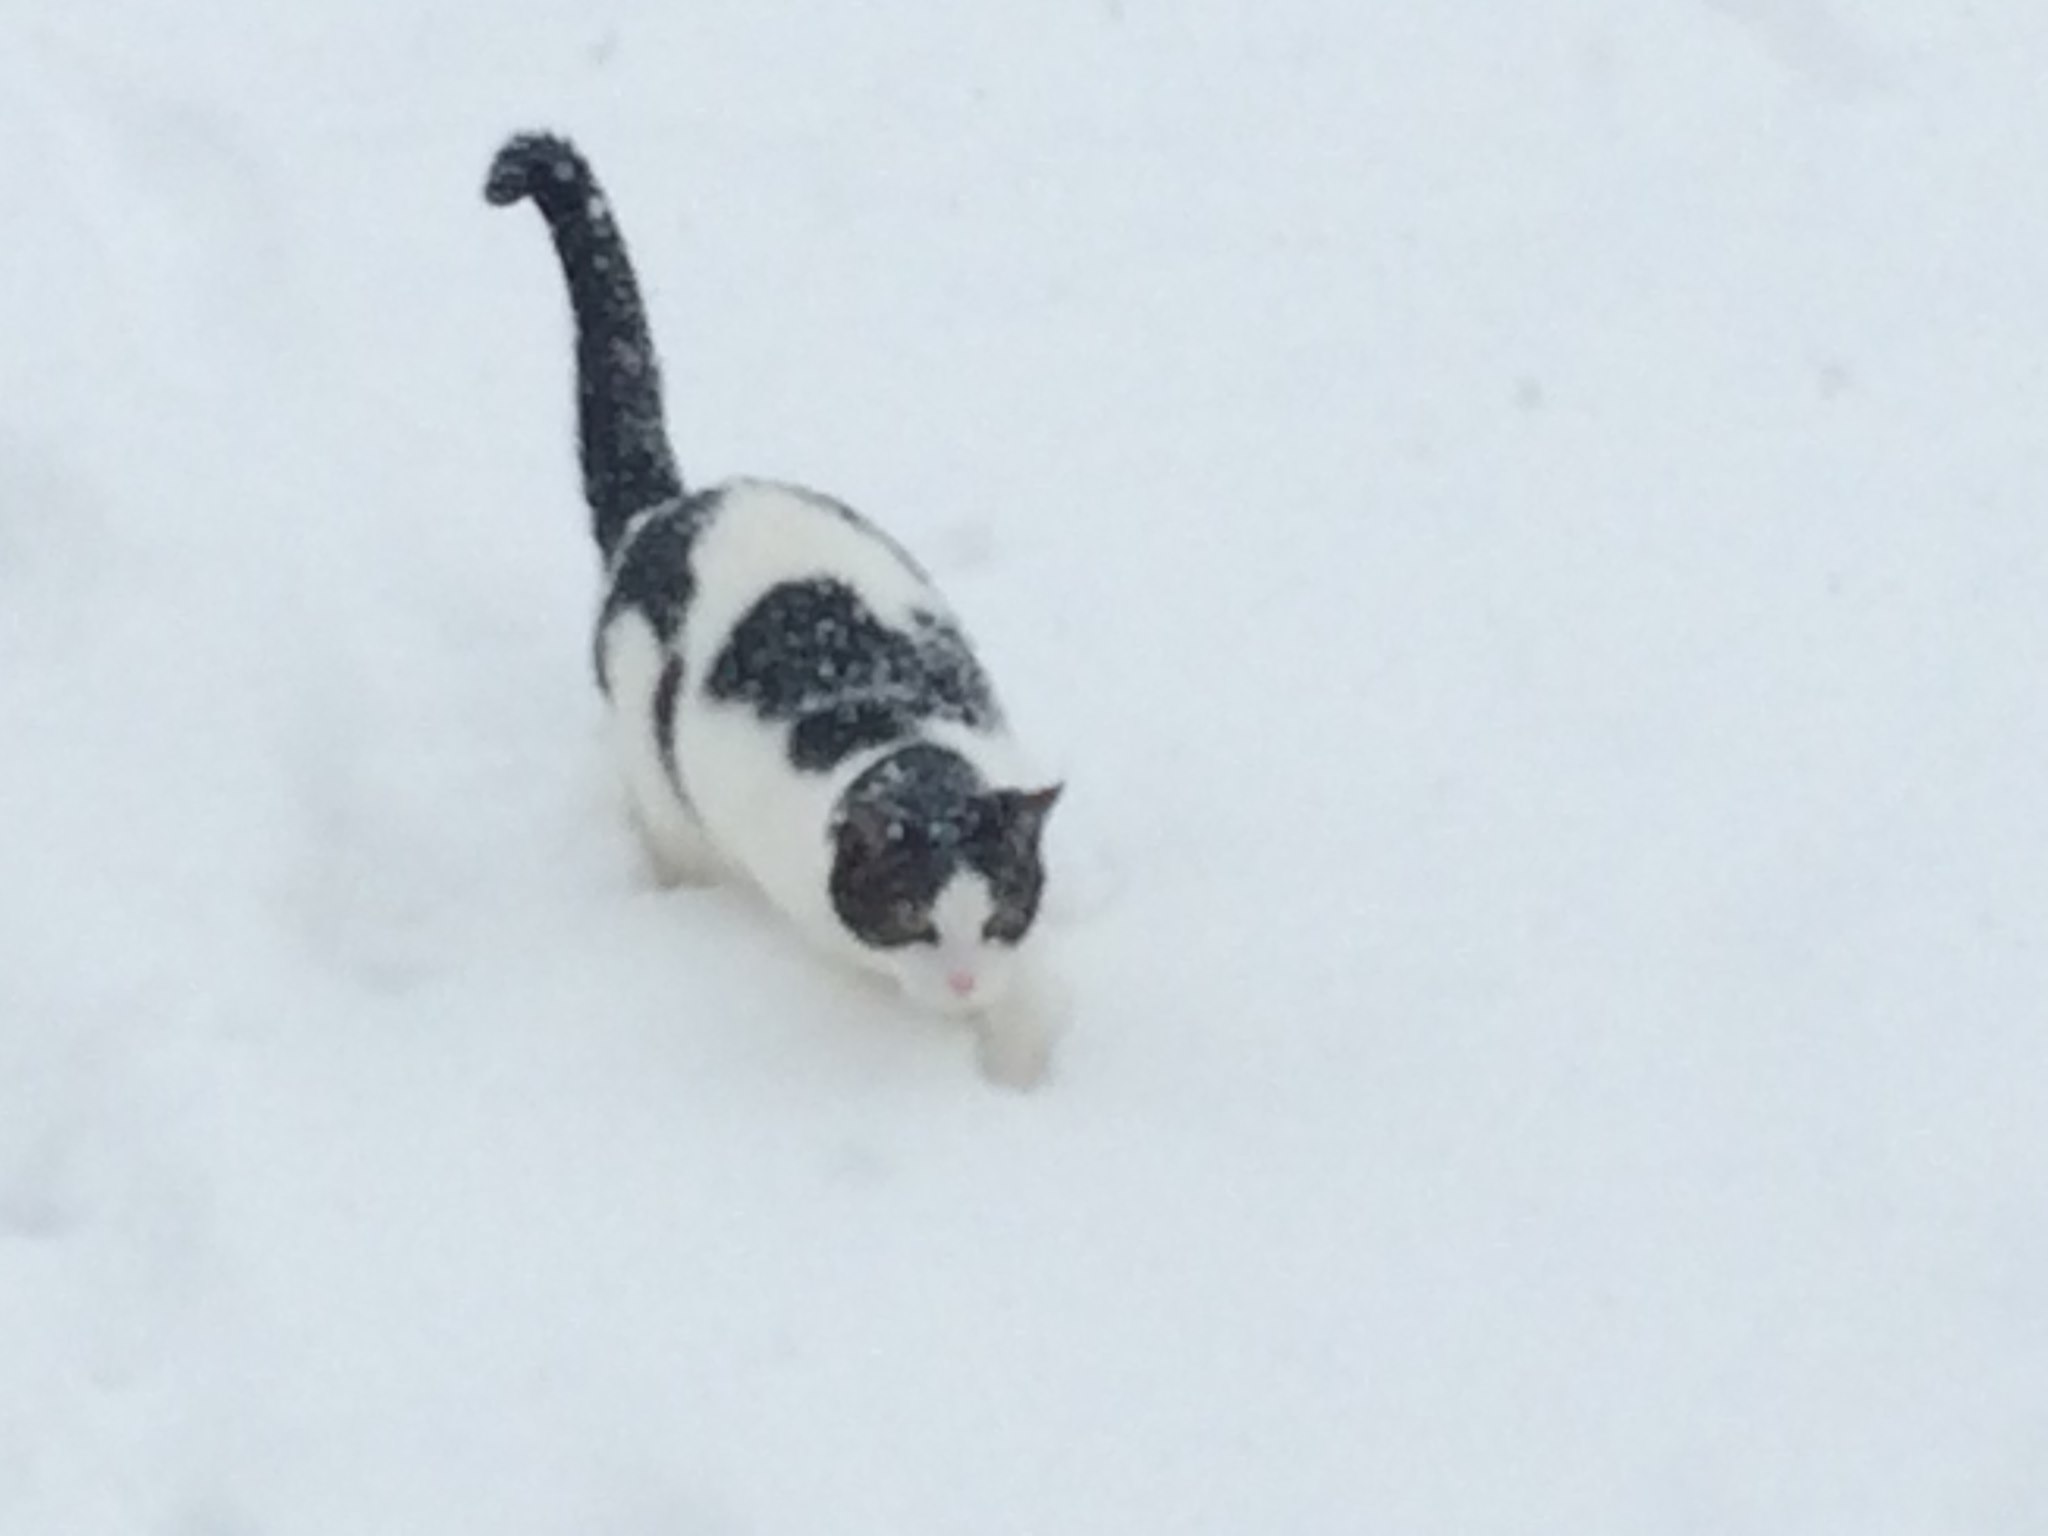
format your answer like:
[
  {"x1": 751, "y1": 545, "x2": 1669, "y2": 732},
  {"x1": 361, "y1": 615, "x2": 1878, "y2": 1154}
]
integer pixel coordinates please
[
  {"x1": 669, "y1": 478, "x2": 998, "y2": 934},
  {"x1": 681, "y1": 478, "x2": 936, "y2": 654}
]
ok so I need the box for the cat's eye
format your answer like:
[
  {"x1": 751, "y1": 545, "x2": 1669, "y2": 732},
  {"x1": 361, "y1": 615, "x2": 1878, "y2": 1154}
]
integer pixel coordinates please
[
  {"x1": 982, "y1": 912, "x2": 1027, "y2": 945},
  {"x1": 888, "y1": 899, "x2": 938, "y2": 946}
]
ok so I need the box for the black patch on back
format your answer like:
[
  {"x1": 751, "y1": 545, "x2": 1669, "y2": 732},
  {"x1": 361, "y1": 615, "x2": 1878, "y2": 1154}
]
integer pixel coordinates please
[
  {"x1": 595, "y1": 488, "x2": 723, "y2": 692},
  {"x1": 706, "y1": 577, "x2": 998, "y2": 771},
  {"x1": 789, "y1": 700, "x2": 914, "y2": 772},
  {"x1": 603, "y1": 489, "x2": 723, "y2": 640},
  {"x1": 846, "y1": 743, "x2": 987, "y2": 830}
]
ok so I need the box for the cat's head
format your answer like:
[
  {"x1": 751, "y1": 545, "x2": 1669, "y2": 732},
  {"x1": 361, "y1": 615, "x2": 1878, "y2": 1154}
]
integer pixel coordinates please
[{"x1": 830, "y1": 753, "x2": 1062, "y2": 1015}]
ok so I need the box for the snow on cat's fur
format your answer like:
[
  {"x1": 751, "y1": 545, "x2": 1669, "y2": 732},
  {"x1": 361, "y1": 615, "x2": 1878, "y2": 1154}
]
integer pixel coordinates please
[{"x1": 485, "y1": 131, "x2": 1066, "y2": 1087}]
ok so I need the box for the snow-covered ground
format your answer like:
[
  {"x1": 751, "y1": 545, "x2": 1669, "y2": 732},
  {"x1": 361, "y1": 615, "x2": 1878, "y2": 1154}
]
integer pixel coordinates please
[{"x1": 4, "y1": 1, "x2": 2045, "y2": 1530}]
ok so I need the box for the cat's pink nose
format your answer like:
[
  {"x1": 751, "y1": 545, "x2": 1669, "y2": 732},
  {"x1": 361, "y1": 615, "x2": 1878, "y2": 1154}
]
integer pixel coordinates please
[{"x1": 946, "y1": 969, "x2": 978, "y2": 998}]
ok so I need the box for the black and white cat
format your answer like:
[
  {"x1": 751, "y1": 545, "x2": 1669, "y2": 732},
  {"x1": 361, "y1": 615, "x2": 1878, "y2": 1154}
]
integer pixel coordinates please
[{"x1": 485, "y1": 131, "x2": 1067, "y2": 1086}]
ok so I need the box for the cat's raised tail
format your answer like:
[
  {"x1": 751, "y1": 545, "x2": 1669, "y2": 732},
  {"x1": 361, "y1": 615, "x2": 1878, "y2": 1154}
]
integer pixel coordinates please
[{"x1": 486, "y1": 131, "x2": 683, "y2": 558}]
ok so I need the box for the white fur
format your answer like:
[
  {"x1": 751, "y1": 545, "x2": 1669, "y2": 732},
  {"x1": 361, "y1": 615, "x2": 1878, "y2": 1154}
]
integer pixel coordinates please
[
  {"x1": 895, "y1": 872, "x2": 1001, "y2": 1014},
  {"x1": 599, "y1": 480, "x2": 1065, "y2": 1085}
]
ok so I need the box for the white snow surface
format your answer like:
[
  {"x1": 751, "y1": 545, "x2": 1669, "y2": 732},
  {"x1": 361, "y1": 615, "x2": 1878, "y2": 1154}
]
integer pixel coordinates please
[{"x1": 4, "y1": 2, "x2": 2046, "y2": 1531}]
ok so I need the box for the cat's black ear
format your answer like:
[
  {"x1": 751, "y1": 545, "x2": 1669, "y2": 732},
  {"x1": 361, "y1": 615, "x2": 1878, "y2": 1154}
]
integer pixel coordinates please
[{"x1": 991, "y1": 783, "x2": 1063, "y2": 845}]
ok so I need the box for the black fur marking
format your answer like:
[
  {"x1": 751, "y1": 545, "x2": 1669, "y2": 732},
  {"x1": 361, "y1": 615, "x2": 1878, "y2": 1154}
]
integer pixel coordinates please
[
  {"x1": 706, "y1": 578, "x2": 998, "y2": 771},
  {"x1": 486, "y1": 132, "x2": 683, "y2": 558},
  {"x1": 600, "y1": 489, "x2": 722, "y2": 645},
  {"x1": 789, "y1": 700, "x2": 914, "y2": 772},
  {"x1": 964, "y1": 786, "x2": 1059, "y2": 945},
  {"x1": 653, "y1": 655, "x2": 685, "y2": 789},
  {"x1": 829, "y1": 747, "x2": 984, "y2": 947}
]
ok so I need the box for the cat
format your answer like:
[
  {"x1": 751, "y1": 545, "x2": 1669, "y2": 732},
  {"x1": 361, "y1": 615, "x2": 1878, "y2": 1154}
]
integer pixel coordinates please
[{"x1": 485, "y1": 131, "x2": 1068, "y2": 1087}]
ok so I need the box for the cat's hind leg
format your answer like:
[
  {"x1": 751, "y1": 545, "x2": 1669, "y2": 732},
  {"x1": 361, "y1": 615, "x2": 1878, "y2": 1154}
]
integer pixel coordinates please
[
  {"x1": 603, "y1": 618, "x2": 723, "y2": 888},
  {"x1": 615, "y1": 705, "x2": 722, "y2": 887},
  {"x1": 626, "y1": 789, "x2": 721, "y2": 887}
]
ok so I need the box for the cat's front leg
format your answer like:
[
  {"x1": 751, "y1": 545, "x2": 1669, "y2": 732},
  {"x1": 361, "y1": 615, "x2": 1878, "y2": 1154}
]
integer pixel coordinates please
[{"x1": 974, "y1": 954, "x2": 1072, "y2": 1091}]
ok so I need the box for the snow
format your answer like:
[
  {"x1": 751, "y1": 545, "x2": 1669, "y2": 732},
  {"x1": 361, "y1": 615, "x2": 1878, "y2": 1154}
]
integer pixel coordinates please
[{"x1": 4, "y1": 1, "x2": 2046, "y2": 1530}]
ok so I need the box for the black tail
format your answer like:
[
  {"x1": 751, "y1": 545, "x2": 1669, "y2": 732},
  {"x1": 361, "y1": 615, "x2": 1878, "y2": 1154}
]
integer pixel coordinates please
[{"x1": 486, "y1": 131, "x2": 683, "y2": 558}]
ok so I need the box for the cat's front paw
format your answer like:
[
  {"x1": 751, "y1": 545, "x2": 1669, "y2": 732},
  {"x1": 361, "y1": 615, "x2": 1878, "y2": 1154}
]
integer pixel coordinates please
[
  {"x1": 976, "y1": 1014, "x2": 1056, "y2": 1091},
  {"x1": 974, "y1": 970, "x2": 1071, "y2": 1091}
]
